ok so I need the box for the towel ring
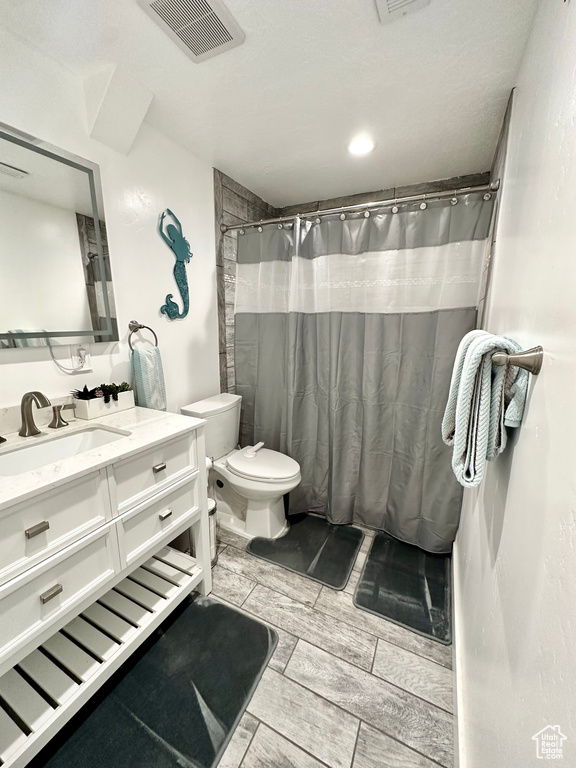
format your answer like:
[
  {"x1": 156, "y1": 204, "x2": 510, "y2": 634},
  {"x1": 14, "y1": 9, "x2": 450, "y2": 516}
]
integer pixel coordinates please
[{"x1": 128, "y1": 320, "x2": 158, "y2": 351}]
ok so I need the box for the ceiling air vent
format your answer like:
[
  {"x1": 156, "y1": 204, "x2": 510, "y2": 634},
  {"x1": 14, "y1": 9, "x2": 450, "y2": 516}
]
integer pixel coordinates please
[
  {"x1": 0, "y1": 162, "x2": 28, "y2": 180},
  {"x1": 374, "y1": 0, "x2": 431, "y2": 24},
  {"x1": 137, "y1": 0, "x2": 245, "y2": 63}
]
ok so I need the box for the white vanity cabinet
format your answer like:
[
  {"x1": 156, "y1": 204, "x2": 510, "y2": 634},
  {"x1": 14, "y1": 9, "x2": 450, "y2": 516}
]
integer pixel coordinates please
[{"x1": 0, "y1": 410, "x2": 211, "y2": 768}]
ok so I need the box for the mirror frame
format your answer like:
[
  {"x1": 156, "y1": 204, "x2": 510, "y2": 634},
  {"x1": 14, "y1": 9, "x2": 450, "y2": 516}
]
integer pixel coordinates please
[{"x1": 0, "y1": 123, "x2": 118, "y2": 345}]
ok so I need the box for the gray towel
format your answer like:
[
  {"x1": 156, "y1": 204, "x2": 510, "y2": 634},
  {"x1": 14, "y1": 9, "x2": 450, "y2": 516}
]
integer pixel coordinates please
[{"x1": 131, "y1": 346, "x2": 167, "y2": 411}]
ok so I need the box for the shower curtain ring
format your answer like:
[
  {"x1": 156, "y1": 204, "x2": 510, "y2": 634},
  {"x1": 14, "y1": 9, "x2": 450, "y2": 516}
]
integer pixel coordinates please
[{"x1": 419, "y1": 195, "x2": 427, "y2": 210}]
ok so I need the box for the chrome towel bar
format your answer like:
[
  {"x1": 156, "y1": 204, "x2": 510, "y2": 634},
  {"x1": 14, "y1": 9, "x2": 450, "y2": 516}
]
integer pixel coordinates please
[{"x1": 492, "y1": 346, "x2": 543, "y2": 375}]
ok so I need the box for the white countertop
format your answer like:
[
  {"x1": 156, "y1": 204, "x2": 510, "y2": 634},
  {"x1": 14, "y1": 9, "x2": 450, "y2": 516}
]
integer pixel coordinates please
[{"x1": 0, "y1": 407, "x2": 205, "y2": 512}]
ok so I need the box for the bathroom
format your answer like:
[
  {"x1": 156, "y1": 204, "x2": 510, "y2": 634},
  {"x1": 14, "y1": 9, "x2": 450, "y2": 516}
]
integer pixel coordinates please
[{"x1": 0, "y1": 0, "x2": 574, "y2": 766}]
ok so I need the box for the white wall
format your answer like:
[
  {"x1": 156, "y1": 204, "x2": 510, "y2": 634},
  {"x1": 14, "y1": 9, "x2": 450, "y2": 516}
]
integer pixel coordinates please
[
  {"x1": 454, "y1": 4, "x2": 576, "y2": 768},
  {"x1": 0, "y1": 27, "x2": 220, "y2": 414},
  {"x1": 0, "y1": 189, "x2": 91, "y2": 333}
]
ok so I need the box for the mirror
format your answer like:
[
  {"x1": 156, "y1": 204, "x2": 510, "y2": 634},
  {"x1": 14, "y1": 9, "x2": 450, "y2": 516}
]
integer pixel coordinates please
[{"x1": 0, "y1": 124, "x2": 118, "y2": 348}]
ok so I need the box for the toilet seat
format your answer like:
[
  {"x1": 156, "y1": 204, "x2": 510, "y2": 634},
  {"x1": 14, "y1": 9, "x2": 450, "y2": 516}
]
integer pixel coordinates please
[{"x1": 226, "y1": 448, "x2": 300, "y2": 483}]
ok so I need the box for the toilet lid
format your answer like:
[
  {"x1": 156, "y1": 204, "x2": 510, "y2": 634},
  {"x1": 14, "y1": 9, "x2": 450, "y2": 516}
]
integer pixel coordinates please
[{"x1": 226, "y1": 448, "x2": 300, "y2": 482}]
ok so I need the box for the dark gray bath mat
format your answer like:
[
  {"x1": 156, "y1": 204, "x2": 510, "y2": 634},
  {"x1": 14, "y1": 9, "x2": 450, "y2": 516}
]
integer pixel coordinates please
[
  {"x1": 29, "y1": 596, "x2": 277, "y2": 768},
  {"x1": 354, "y1": 532, "x2": 452, "y2": 644},
  {"x1": 246, "y1": 513, "x2": 364, "y2": 589}
]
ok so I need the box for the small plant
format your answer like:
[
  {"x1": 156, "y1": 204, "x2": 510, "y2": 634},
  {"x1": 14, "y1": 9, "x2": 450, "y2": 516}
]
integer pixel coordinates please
[
  {"x1": 99, "y1": 382, "x2": 131, "y2": 404},
  {"x1": 70, "y1": 385, "x2": 102, "y2": 401},
  {"x1": 71, "y1": 382, "x2": 131, "y2": 403}
]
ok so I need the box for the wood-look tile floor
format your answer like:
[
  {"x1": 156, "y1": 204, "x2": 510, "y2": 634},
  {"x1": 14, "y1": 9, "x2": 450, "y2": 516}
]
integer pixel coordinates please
[{"x1": 212, "y1": 525, "x2": 454, "y2": 768}]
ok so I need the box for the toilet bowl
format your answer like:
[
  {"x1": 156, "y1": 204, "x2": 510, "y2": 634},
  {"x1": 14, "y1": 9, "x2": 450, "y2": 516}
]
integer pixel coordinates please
[
  {"x1": 213, "y1": 447, "x2": 300, "y2": 538},
  {"x1": 181, "y1": 394, "x2": 301, "y2": 539}
]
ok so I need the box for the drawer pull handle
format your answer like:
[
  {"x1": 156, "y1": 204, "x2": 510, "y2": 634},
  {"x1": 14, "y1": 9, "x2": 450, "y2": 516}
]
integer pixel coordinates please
[
  {"x1": 40, "y1": 584, "x2": 63, "y2": 604},
  {"x1": 159, "y1": 509, "x2": 173, "y2": 521},
  {"x1": 25, "y1": 521, "x2": 50, "y2": 539},
  {"x1": 153, "y1": 463, "x2": 167, "y2": 473}
]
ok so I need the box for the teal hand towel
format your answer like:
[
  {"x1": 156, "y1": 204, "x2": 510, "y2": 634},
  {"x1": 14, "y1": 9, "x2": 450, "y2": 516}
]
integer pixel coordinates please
[
  {"x1": 442, "y1": 330, "x2": 529, "y2": 487},
  {"x1": 131, "y1": 346, "x2": 167, "y2": 411}
]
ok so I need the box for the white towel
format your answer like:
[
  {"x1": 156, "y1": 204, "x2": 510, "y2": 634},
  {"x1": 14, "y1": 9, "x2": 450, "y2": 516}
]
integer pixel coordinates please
[
  {"x1": 131, "y1": 346, "x2": 167, "y2": 411},
  {"x1": 442, "y1": 331, "x2": 529, "y2": 487}
]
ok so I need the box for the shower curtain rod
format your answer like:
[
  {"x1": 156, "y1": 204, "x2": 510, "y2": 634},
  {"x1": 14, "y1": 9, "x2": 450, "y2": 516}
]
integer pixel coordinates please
[{"x1": 220, "y1": 180, "x2": 500, "y2": 233}]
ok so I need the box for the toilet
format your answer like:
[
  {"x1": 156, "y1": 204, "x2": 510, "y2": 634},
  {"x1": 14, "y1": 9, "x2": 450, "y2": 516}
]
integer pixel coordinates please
[{"x1": 181, "y1": 394, "x2": 301, "y2": 539}]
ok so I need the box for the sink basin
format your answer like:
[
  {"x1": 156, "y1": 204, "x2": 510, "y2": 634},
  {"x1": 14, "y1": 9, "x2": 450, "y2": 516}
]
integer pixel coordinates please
[{"x1": 0, "y1": 426, "x2": 131, "y2": 476}]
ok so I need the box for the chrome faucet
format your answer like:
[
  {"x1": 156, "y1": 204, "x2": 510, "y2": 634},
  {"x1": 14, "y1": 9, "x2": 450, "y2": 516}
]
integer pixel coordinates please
[{"x1": 19, "y1": 391, "x2": 51, "y2": 437}]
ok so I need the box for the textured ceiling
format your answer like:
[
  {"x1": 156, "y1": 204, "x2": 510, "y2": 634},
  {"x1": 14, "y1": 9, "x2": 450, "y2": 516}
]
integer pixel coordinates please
[{"x1": 0, "y1": 0, "x2": 538, "y2": 206}]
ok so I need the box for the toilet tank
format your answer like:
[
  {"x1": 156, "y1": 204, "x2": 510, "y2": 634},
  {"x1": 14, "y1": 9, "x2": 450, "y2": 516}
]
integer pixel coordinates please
[{"x1": 181, "y1": 394, "x2": 241, "y2": 459}]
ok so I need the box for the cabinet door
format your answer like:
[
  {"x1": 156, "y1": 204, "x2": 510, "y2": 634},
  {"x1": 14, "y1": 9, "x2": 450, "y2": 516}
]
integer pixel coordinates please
[
  {"x1": 0, "y1": 524, "x2": 119, "y2": 669},
  {"x1": 111, "y1": 434, "x2": 197, "y2": 514},
  {"x1": 0, "y1": 470, "x2": 111, "y2": 588},
  {"x1": 116, "y1": 477, "x2": 200, "y2": 567}
]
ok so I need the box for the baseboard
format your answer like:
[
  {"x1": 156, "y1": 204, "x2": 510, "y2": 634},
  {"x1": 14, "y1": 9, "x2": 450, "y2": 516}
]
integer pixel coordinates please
[{"x1": 452, "y1": 540, "x2": 464, "y2": 768}]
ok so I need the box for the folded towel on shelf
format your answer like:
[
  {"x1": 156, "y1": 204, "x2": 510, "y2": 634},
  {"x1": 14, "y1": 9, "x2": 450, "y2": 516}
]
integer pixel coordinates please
[
  {"x1": 131, "y1": 345, "x2": 167, "y2": 411},
  {"x1": 442, "y1": 330, "x2": 529, "y2": 487}
]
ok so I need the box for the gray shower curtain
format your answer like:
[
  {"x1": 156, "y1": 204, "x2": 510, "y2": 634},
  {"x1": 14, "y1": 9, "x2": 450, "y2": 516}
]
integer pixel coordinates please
[{"x1": 235, "y1": 193, "x2": 493, "y2": 552}]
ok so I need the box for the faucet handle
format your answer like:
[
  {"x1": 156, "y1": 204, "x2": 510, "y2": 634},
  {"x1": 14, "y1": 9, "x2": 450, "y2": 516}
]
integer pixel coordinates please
[{"x1": 48, "y1": 405, "x2": 69, "y2": 430}]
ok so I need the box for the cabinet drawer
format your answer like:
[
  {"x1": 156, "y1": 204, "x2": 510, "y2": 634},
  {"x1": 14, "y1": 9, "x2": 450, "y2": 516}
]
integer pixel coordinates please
[
  {"x1": 0, "y1": 471, "x2": 112, "y2": 588},
  {"x1": 112, "y1": 434, "x2": 197, "y2": 513},
  {"x1": 117, "y1": 477, "x2": 199, "y2": 567},
  {"x1": 0, "y1": 525, "x2": 118, "y2": 665}
]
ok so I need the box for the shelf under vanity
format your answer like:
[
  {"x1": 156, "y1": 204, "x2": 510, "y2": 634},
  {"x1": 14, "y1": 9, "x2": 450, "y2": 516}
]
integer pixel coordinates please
[
  {"x1": 0, "y1": 407, "x2": 212, "y2": 768},
  {"x1": 0, "y1": 547, "x2": 201, "y2": 768}
]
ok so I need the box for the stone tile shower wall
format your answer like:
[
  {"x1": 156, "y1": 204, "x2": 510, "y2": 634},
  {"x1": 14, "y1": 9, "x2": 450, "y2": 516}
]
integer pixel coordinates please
[
  {"x1": 213, "y1": 169, "x2": 279, "y2": 393},
  {"x1": 213, "y1": 170, "x2": 490, "y2": 394}
]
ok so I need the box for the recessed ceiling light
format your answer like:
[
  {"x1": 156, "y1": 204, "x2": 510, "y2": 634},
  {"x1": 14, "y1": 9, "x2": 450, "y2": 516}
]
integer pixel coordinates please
[{"x1": 347, "y1": 136, "x2": 375, "y2": 156}]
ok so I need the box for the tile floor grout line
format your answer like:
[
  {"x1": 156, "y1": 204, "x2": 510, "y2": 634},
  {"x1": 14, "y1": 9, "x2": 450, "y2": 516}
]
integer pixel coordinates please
[
  {"x1": 240, "y1": 580, "x2": 258, "y2": 607},
  {"x1": 369, "y1": 641, "x2": 377, "y2": 676},
  {"x1": 256, "y1": 659, "x2": 452, "y2": 768},
  {"x1": 282, "y1": 635, "x2": 454, "y2": 721},
  {"x1": 215, "y1": 556, "x2": 322, "y2": 608},
  {"x1": 256, "y1": 721, "x2": 335, "y2": 768},
  {"x1": 237, "y1": 717, "x2": 262, "y2": 768},
  {"x1": 354, "y1": 719, "x2": 454, "y2": 768},
  {"x1": 312, "y1": 585, "x2": 323, "y2": 609},
  {"x1": 212, "y1": 572, "x2": 454, "y2": 768},
  {"x1": 314, "y1": 592, "x2": 452, "y2": 671},
  {"x1": 280, "y1": 631, "x2": 299, "y2": 674},
  {"x1": 243, "y1": 576, "x2": 450, "y2": 673},
  {"x1": 217, "y1": 584, "x2": 451, "y2": 698},
  {"x1": 211, "y1": 594, "x2": 299, "y2": 669},
  {"x1": 248, "y1": 662, "x2": 365, "y2": 759},
  {"x1": 348, "y1": 716, "x2": 363, "y2": 768},
  {"x1": 236, "y1": 593, "x2": 377, "y2": 674}
]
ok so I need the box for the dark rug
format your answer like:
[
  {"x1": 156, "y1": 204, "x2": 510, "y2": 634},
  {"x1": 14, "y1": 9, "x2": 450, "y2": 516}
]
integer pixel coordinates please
[
  {"x1": 246, "y1": 513, "x2": 364, "y2": 590},
  {"x1": 29, "y1": 596, "x2": 277, "y2": 768},
  {"x1": 354, "y1": 532, "x2": 452, "y2": 644}
]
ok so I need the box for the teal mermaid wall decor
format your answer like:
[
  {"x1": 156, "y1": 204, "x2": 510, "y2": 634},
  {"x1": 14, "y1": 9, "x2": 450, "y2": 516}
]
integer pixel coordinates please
[{"x1": 159, "y1": 208, "x2": 191, "y2": 319}]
